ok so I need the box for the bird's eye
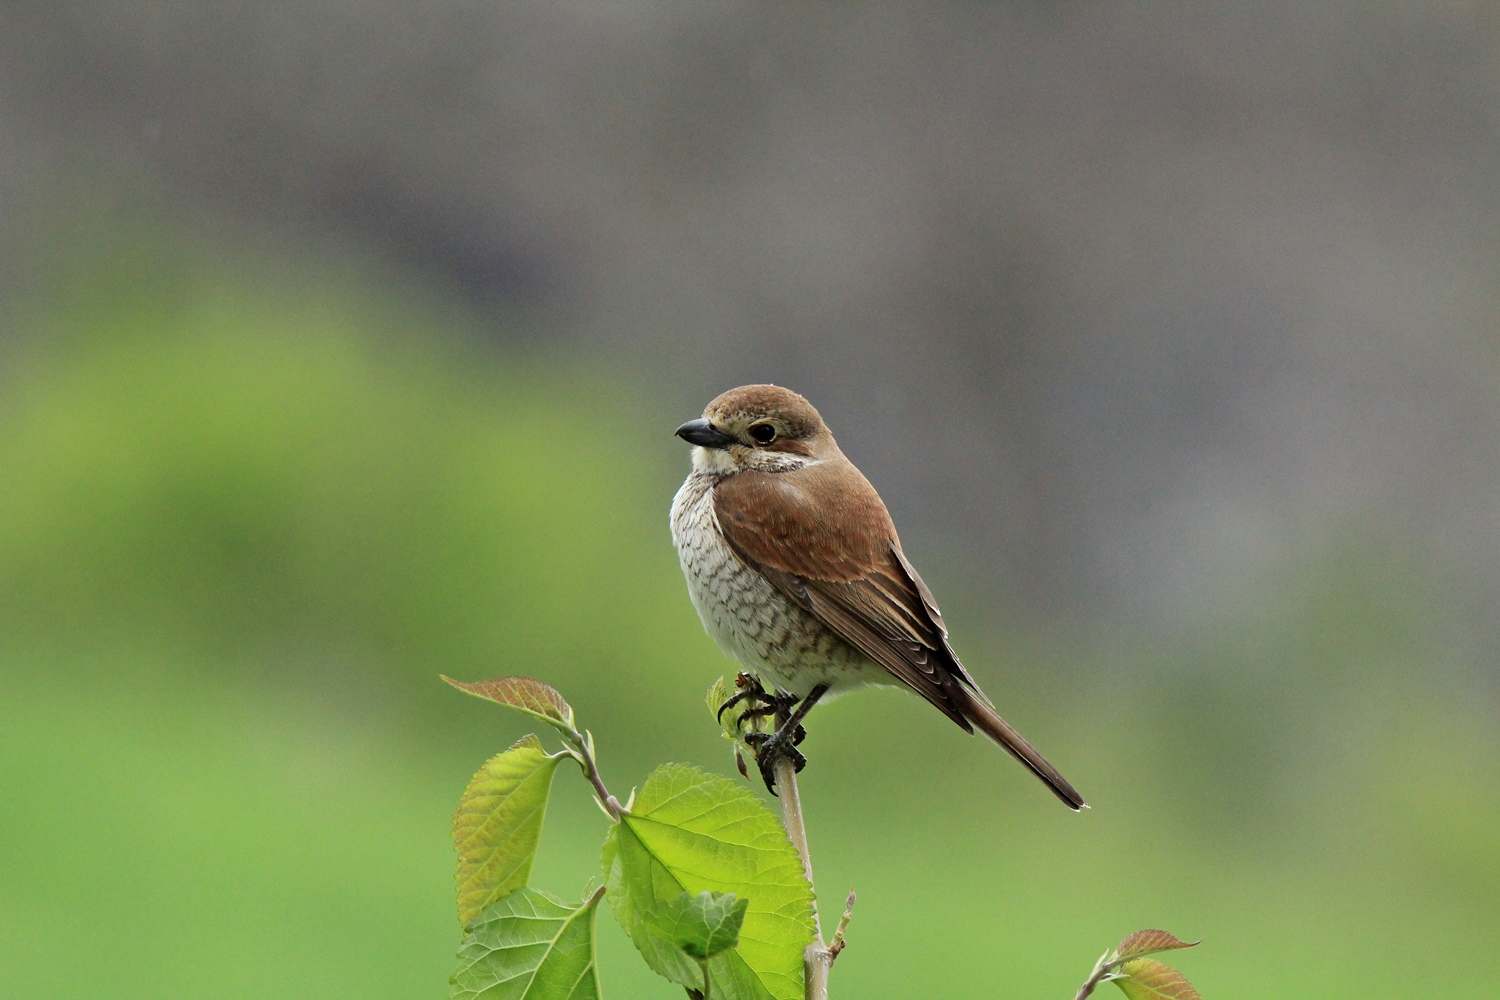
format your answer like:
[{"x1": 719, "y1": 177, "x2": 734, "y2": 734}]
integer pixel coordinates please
[{"x1": 748, "y1": 423, "x2": 777, "y2": 445}]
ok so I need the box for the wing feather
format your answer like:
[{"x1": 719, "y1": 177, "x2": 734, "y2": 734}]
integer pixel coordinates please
[
  {"x1": 710, "y1": 461, "x2": 1086, "y2": 810},
  {"x1": 713, "y1": 465, "x2": 972, "y2": 726}
]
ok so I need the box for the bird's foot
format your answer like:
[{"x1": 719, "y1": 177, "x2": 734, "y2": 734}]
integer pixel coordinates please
[
  {"x1": 720, "y1": 677, "x2": 828, "y2": 794},
  {"x1": 743, "y1": 725, "x2": 807, "y2": 795},
  {"x1": 716, "y1": 673, "x2": 797, "y2": 736},
  {"x1": 736, "y1": 701, "x2": 805, "y2": 736},
  {"x1": 715, "y1": 672, "x2": 767, "y2": 724}
]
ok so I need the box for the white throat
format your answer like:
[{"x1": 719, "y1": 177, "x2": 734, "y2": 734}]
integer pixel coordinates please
[
  {"x1": 690, "y1": 446, "x2": 739, "y2": 476},
  {"x1": 690, "y1": 446, "x2": 817, "y2": 477}
]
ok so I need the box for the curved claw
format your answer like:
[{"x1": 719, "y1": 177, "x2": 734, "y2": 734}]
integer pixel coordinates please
[
  {"x1": 718, "y1": 676, "x2": 800, "y2": 733},
  {"x1": 716, "y1": 673, "x2": 779, "y2": 725},
  {"x1": 730, "y1": 682, "x2": 828, "y2": 794},
  {"x1": 736, "y1": 703, "x2": 780, "y2": 729},
  {"x1": 716, "y1": 688, "x2": 753, "y2": 724},
  {"x1": 745, "y1": 730, "x2": 807, "y2": 795}
]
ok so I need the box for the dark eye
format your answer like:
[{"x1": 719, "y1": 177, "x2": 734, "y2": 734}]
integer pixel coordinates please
[{"x1": 748, "y1": 423, "x2": 777, "y2": 445}]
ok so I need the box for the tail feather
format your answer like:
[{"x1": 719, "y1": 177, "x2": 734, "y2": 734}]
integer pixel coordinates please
[{"x1": 952, "y1": 685, "x2": 1087, "y2": 811}]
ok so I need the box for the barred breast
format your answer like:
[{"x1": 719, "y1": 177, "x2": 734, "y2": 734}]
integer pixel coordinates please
[{"x1": 670, "y1": 471, "x2": 880, "y2": 698}]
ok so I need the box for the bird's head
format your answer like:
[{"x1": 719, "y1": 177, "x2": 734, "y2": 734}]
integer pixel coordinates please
[{"x1": 676, "y1": 384, "x2": 840, "y2": 475}]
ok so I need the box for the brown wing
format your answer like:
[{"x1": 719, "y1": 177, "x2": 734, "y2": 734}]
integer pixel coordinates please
[
  {"x1": 711, "y1": 462, "x2": 979, "y2": 729},
  {"x1": 714, "y1": 462, "x2": 1088, "y2": 810}
]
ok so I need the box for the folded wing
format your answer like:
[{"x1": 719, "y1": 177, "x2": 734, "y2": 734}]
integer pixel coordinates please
[{"x1": 713, "y1": 464, "x2": 1085, "y2": 809}]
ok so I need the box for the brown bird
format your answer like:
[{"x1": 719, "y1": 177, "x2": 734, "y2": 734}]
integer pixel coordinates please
[{"x1": 670, "y1": 384, "x2": 1085, "y2": 810}]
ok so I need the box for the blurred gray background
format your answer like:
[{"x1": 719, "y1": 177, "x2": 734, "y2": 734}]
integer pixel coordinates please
[{"x1": 6, "y1": 2, "x2": 1497, "y2": 635}]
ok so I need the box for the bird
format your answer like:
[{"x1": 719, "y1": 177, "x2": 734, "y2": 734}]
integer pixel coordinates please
[{"x1": 669, "y1": 384, "x2": 1085, "y2": 810}]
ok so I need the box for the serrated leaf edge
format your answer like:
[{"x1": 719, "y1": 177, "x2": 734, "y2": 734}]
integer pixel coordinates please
[
  {"x1": 1112, "y1": 957, "x2": 1203, "y2": 1000},
  {"x1": 1110, "y1": 929, "x2": 1201, "y2": 964},
  {"x1": 607, "y1": 763, "x2": 815, "y2": 1000},
  {"x1": 456, "y1": 886, "x2": 605, "y2": 1000},
  {"x1": 453, "y1": 735, "x2": 570, "y2": 927},
  {"x1": 442, "y1": 674, "x2": 578, "y2": 732}
]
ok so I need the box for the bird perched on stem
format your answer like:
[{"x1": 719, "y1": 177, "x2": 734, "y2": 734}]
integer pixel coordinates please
[{"x1": 670, "y1": 384, "x2": 1085, "y2": 810}]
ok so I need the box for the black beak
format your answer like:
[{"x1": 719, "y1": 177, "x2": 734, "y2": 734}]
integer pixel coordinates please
[{"x1": 676, "y1": 418, "x2": 736, "y2": 449}]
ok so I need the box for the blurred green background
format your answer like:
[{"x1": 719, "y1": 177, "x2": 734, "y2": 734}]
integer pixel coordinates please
[
  {"x1": 3, "y1": 5, "x2": 1500, "y2": 998},
  {"x1": 2, "y1": 214, "x2": 1495, "y2": 998}
]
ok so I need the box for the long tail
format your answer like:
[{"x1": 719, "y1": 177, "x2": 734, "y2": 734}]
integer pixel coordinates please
[{"x1": 951, "y1": 685, "x2": 1087, "y2": 810}]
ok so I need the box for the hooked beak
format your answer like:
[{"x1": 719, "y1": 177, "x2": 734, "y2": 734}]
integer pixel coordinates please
[{"x1": 675, "y1": 418, "x2": 736, "y2": 449}]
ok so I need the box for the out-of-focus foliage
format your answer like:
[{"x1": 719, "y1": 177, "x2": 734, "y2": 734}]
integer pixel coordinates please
[
  {"x1": 0, "y1": 235, "x2": 714, "y2": 741},
  {"x1": 9, "y1": 3, "x2": 1500, "y2": 633},
  {"x1": 1, "y1": 230, "x2": 1497, "y2": 999}
]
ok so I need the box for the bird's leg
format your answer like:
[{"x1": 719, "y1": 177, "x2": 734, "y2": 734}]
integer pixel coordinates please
[
  {"x1": 717, "y1": 675, "x2": 790, "y2": 781},
  {"x1": 743, "y1": 683, "x2": 830, "y2": 795},
  {"x1": 775, "y1": 682, "x2": 827, "y2": 748}
]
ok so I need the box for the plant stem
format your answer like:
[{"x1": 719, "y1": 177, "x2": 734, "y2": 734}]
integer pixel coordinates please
[
  {"x1": 568, "y1": 730, "x2": 622, "y2": 821},
  {"x1": 828, "y1": 890, "x2": 856, "y2": 959},
  {"x1": 774, "y1": 755, "x2": 818, "y2": 926},
  {"x1": 1072, "y1": 951, "x2": 1113, "y2": 1000},
  {"x1": 773, "y1": 754, "x2": 833, "y2": 1000}
]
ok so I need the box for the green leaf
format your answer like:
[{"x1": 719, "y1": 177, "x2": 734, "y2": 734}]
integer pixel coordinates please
[
  {"x1": 1112, "y1": 958, "x2": 1204, "y2": 1000},
  {"x1": 602, "y1": 764, "x2": 815, "y2": 1000},
  {"x1": 444, "y1": 676, "x2": 577, "y2": 736},
  {"x1": 451, "y1": 886, "x2": 604, "y2": 1000},
  {"x1": 706, "y1": 677, "x2": 735, "y2": 733},
  {"x1": 647, "y1": 891, "x2": 749, "y2": 960},
  {"x1": 454, "y1": 735, "x2": 568, "y2": 927},
  {"x1": 1111, "y1": 929, "x2": 1200, "y2": 964}
]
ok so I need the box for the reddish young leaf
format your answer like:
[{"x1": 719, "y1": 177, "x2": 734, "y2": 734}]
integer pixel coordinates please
[
  {"x1": 1113, "y1": 958, "x2": 1203, "y2": 1000},
  {"x1": 442, "y1": 675, "x2": 575, "y2": 732},
  {"x1": 1113, "y1": 929, "x2": 1200, "y2": 963}
]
